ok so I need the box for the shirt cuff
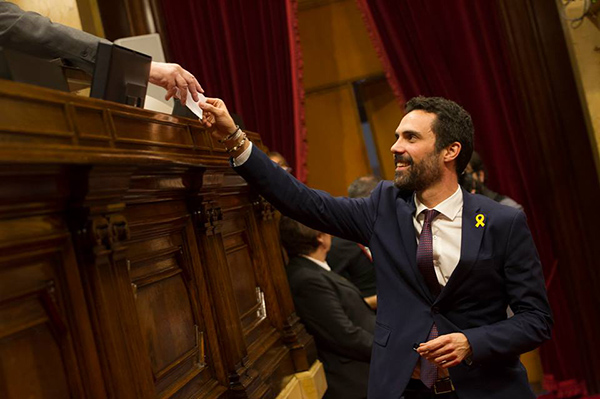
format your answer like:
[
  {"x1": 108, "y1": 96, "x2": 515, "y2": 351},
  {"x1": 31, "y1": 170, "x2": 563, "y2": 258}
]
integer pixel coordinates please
[{"x1": 232, "y1": 141, "x2": 253, "y2": 167}]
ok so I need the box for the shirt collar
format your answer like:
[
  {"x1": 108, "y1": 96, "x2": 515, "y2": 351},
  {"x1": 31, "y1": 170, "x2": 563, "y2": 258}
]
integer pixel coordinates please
[
  {"x1": 414, "y1": 186, "x2": 463, "y2": 221},
  {"x1": 301, "y1": 255, "x2": 331, "y2": 271}
]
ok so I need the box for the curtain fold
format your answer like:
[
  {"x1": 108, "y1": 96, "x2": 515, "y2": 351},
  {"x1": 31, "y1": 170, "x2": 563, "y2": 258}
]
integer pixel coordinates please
[
  {"x1": 356, "y1": 0, "x2": 600, "y2": 390},
  {"x1": 160, "y1": 0, "x2": 306, "y2": 181}
]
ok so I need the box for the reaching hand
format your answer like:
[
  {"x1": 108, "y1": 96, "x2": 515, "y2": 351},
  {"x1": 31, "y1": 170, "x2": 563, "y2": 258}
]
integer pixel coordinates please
[
  {"x1": 149, "y1": 61, "x2": 203, "y2": 105},
  {"x1": 416, "y1": 332, "x2": 472, "y2": 368},
  {"x1": 198, "y1": 98, "x2": 238, "y2": 139}
]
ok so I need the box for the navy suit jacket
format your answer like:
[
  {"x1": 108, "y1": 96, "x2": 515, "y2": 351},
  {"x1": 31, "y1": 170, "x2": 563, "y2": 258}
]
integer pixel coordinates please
[{"x1": 236, "y1": 146, "x2": 553, "y2": 399}]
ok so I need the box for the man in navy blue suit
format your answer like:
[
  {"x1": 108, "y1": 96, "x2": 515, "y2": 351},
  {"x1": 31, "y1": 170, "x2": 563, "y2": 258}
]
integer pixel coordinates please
[{"x1": 200, "y1": 96, "x2": 552, "y2": 399}]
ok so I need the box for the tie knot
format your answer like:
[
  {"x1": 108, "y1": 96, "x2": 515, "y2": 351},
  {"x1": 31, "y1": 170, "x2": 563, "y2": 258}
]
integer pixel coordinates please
[{"x1": 422, "y1": 209, "x2": 440, "y2": 225}]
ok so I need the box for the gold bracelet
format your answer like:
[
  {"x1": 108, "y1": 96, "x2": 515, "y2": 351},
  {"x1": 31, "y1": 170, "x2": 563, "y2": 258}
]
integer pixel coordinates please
[
  {"x1": 218, "y1": 125, "x2": 241, "y2": 143},
  {"x1": 227, "y1": 129, "x2": 243, "y2": 144},
  {"x1": 226, "y1": 134, "x2": 247, "y2": 153}
]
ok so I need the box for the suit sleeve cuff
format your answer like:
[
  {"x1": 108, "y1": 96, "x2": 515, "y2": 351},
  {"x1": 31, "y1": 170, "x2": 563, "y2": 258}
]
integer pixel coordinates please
[
  {"x1": 232, "y1": 142, "x2": 253, "y2": 167},
  {"x1": 462, "y1": 328, "x2": 489, "y2": 365}
]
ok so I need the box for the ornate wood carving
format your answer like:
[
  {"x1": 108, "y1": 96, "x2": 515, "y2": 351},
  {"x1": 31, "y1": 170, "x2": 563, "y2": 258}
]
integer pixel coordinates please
[
  {"x1": 195, "y1": 199, "x2": 224, "y2": 235},
  {"x1": 254, "y1": 196, "x2": 276, "y2": 221},
  {"x1": 0, "y1": 81, "x2": 314, "y2": 399},
  {"x1": 250, "y1": 197, "x2": 317, "y2": 372},
  {"x1": 86, "y1": 213, "x2": 131, "y2": 251}
]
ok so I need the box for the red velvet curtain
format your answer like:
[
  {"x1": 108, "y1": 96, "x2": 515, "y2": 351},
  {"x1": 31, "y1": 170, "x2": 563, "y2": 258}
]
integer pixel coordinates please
[
  {"x1": 159, "y1": 0, "x2": 307, "y2": 181},
  {"x1": 356, "y1": 0, "x2": 600, "y2": 391}
]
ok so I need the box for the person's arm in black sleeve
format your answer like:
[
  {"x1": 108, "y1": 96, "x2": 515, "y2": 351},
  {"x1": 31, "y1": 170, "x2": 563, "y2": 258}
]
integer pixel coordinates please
[
  {"x1": 0, "y1": 1, "x2": 204, "y2": 103},
  {"x1": 0, "y1": 1, "x2": 105, "y2": 74}
]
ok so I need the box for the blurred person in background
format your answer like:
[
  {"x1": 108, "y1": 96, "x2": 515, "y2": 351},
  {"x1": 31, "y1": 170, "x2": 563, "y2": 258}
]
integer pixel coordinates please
[
  {"x1": 461, "y1": 151, "x2": 523, "y2": 211},
  {"x1": 280, "y1": 216, "x2": 375, "y2": 399},
  {"x1": 327, "y1": 176, "x2": 380, "y2": 309}
]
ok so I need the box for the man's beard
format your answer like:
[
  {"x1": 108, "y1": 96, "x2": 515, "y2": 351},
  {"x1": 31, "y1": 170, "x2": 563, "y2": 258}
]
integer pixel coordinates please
[{"x1": 393, "y1": 150, "x2": 442, "y2": 192}]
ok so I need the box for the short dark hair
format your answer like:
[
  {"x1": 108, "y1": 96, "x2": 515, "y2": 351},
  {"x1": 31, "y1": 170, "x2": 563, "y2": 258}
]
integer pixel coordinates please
[
  {"x1": 469, "y1": 151, "x2": 485, "y2": 174},
  {"x1": 405, "y1": 96, "x2": 474, "y2": 174},
  {"x1": 279, "y1": 216, "x2": 321, "y2": 257},
  {"x1": 347, "y1": 175, "x2": 381, "y2": 198}
]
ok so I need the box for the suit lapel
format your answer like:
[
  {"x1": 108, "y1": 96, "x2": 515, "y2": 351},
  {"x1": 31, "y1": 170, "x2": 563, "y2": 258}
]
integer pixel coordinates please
[
  {"x1": 436, "y1": 189, "x2": 485, "y2": 304},
  {"x1": 396, "y1": 194, "x2": 435, "y2": 302}
]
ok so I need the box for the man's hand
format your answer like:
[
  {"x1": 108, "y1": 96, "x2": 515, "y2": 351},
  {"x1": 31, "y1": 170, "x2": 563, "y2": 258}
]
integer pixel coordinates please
[
  {"x1": 416, "y1": 333, "x2": 472, "y2": 368},
  {"x1": 149, "y1": 62, "x2": 203, "y2": 105},
  {"x1": 198, "y1": 98, "x2": 237, "y2": 138},
  {"x1": 364, "y1": 295, "x2": 377, "y2": 310}
]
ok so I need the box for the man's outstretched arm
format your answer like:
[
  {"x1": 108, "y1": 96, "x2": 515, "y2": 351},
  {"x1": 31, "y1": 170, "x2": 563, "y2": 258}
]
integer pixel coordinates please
[{"x1": 199, "y1": 97, "x2": 380, "y2": 245}]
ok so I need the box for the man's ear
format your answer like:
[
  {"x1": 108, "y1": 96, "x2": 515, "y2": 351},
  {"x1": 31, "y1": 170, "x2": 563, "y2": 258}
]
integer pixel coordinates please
[
  {"x1": 477, "y1": 170, "x2": 485, "y2": 183},
  {"x1": 443, "y1": 142, "x2": 461, "y2": 164},
  {"x1": 316, "y1": 233, "x2": 325, "y2": 246}
]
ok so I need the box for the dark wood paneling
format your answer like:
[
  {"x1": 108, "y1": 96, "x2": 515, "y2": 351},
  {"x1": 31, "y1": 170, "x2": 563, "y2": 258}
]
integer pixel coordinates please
[
  {"x1": 0, "y1": 80, "x2": 315, "y2": 398},
  {"x1": 0, "y1": 167, "x2": 106, "y2": 399},
  {"x1": 126, "y1": 200, "x2": 217, "y2": 399}
]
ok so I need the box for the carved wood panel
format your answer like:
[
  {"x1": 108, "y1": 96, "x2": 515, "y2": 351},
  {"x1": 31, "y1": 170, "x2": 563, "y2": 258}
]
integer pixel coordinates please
[
  {"x1": 125, "y1": 198, "x2": 226, "y2": 399},
  {"x1": 0, "y1": 82, "x2": 316, "y2": 399},
  {"x1": 0, "y1": 217, "x2": 104, "y2": 399},
  {"x1": 221, "y1": 202, "x2": 273, "y2": 350},
  {"x1": 216, "y1": 187, "x2": 298, "y2": 398}
]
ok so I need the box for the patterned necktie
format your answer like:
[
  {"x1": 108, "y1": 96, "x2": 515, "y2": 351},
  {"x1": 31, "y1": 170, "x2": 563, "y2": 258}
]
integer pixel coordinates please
[{"x1": 417, "y1": 209, "x2": 440, "y2": 388}]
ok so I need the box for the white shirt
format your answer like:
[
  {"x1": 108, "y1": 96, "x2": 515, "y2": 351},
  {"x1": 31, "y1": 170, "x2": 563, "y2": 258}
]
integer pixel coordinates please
[
  {"x1": 232, "y1": 141, "x2": 253, "y2": 166},
  {"x1": 413, "y1": 186, "x2": 463, "y2": 287},
  {"x1": 301, "y1": 255, "x2": 331, "y2": 271}
]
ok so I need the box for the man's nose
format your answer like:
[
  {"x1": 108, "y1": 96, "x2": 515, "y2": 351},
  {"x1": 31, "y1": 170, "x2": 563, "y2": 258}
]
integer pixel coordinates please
[{"x1": 391, "y1": 138, "x2": 404, "y2": 154}]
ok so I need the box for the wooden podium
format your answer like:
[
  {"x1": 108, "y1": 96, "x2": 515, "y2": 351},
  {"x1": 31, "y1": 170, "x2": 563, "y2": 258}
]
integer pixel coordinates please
[{"x1": 0, "y1": 80, "x2": 321, "y2": 399}]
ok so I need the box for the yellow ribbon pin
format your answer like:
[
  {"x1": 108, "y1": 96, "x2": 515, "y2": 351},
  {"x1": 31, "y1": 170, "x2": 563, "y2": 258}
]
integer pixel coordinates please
[{"x1": 475, "y1": 214, "x2": 485, "y2": 228}]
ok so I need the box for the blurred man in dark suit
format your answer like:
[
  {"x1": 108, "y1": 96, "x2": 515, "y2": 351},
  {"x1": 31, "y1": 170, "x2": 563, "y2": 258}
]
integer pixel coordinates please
[{"x1": 280, "y1": 216, "x2": 375, "y2": 399}]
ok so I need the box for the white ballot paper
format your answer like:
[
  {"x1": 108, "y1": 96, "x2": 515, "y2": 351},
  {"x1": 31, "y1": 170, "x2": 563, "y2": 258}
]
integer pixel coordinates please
[{"x1": 175, "y1": 88, "x2": 207, "y2": 119}]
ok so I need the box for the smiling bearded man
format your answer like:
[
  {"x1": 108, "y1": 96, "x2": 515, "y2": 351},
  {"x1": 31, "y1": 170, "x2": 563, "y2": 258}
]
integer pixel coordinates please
[
  {"x1": 199, "y1": 95, "x2": 553, "y2": 399},
  {"x1": 394, "y1": 148, "x2": 442, "y2": 193}
]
